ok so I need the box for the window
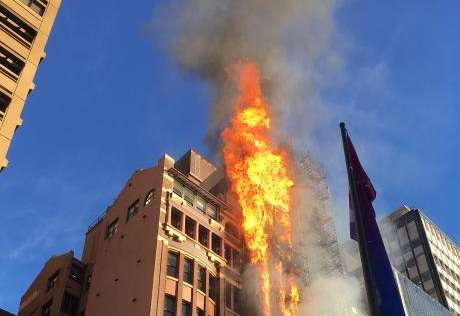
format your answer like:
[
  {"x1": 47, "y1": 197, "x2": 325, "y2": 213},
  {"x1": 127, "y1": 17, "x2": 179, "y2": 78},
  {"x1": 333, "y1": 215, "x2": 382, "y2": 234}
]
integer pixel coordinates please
[
  {"x1": 167, "y1": 252, "x2": 179, "y2": 278},
  {"x1": 198, "y1": 226, "x2": 209, "y2": 247},
  {"x1": 207, "y1": 204, "x2": 218, "y2": 220},
  {"x1": 185, "y1": 217, "x2": 196, "y2": 239},
  {"x1": 225, "y1": 223, "x2": 239, "y2": 239},
  {"x1": 0, "y1": 5, "x2": 37, "y2": 45},
  {"x1": 233, "y1": 250, "x2": 241, "y2": 271},
  {"x1": 407, "y1": 221, "x2": 419, "y2": 242},
  {"x1": 41, "y1": 299, "x2": 52, "y2": 316},
  {"x1": 85, "y1": 274, "x2": 92, "y2": 291},
  {"x1": 212, "y1": 234, "x2": 222, "y2": 255},
  {"x1": 182, "y1": 301, "x2": 191, "y2": 316},
  {"x1": 106, "y1": 218, "x2": 119, "y2": 239},
  {"x1": 209, "y1": 276, "x2": 219, "y2": 302},
  {"x1": 195, "y1": 196, "x2": 205, "y2": 213},
  {"x1": 173, "y1": 180, "x2": 184, "y2": 197},
  {"x1": 126, "y1": 199, "x2": 140, "y2": 222},
  {"x1": 70, "y1": 264, "x2": 82, "y2": 283},
  {"x1": 145, "y1": 189, "x2": 155, "y2": 206},
  {"x1": 397, "y1": 227, "x2": 409, "y2": 246},
  {"x1": 183, "y1": 187, "x2": 194, "y2": 206},
  {"x1": 196, "y1": 308, "x2": 205, "y2": 316},
  {"x1": 197, "y1": 266, "x2": 206, "y2": 292},
  {"x1": 61, "y1": 291, "x2": 79, "y2": 316},
  {"x1": 0, "y1": 45, "x2": 25, "y2": 78},
  {"x1": 0, "y1": 91, "x2": 10, "y2": 119},
  {"x1": 164, "y1": 295, "x2": 176, "y2": 316},
  {"x1": 171, "y1": 207, "x2": 183, "y2": 230},
  {"x1": 47, "y1": 270, "x2": 59, "y2": 292},
  {"x1": 225, "y1": 282, "x2": 232, "y2": 308},
  {"x1": 234, "y1": 287, "x2": 242, "y2": 313},
  {"x1": 18, "y1": 0, "x2": 46, "y2": 16},
  {"x1": 183, "y1": 258, "x2": 193, "y2": 284},
  {"x1": 225, "y1": 244, "x2": 232, "y2": 265}
]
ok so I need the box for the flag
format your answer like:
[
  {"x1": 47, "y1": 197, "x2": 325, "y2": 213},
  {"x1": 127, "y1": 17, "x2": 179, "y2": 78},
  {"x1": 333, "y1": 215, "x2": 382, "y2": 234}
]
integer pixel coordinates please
[{"x1": 340, "y1": 123, "x2": 405, "y2": 316}]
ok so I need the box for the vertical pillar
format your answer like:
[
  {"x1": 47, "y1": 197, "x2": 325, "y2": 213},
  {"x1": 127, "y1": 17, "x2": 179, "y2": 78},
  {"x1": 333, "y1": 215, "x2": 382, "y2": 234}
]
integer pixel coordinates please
[
  {"x1": 176, "y1": 252, "x2": 185, "y2": 316},
  {"x1": 219, "y1": 271, "x2": 225, "y2": 316}
]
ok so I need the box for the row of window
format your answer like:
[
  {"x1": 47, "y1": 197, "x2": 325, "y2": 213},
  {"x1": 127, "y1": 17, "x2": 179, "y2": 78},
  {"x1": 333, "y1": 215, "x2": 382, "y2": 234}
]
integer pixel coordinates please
[
  {"x1": 0, "y1": 4, "x2": 38, "y2": 45},
  {"x1": 164, "y1": 295, "x2": 205, "y2": 316},
  {"x1": 46, "y1": 264, "x2": 83, "y2": 293},
  {"x1": 170, "y1": 207, "x2": 240, "y2": 269},
  {"x1": 173, "y1": 180, "x2": 219, "y2": 220},
  {"x1": 166, "y1": 251, "x2": 219, "y2": 301},
  {"x1": 38, "y1": 291, "x2": 79, "y2": 316},
  {"x1": 105, "y1": 189, "x2": 155, "y2": 239}
]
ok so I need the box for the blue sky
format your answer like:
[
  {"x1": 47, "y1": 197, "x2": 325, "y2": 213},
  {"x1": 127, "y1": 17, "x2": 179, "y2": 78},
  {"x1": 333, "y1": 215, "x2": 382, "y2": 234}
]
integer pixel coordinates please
[{"x1": 1, "y1": 0, "x2": 459, "y2": 312}]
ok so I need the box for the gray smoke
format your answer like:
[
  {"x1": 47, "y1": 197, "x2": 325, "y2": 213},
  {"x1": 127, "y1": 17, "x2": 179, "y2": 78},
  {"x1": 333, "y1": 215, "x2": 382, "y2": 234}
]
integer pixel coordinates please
[{"x1": 153, "y1": 0, "x2": 342, "y2": 151}]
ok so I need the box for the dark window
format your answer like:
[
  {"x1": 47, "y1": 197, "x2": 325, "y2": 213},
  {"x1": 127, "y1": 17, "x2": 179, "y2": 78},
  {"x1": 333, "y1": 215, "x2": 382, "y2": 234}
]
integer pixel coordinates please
[
  {"x1": 225, "y1": 244, "x2": 232, "y2": 265},
  {"x1": 18, "y1": 0, "x2": 46, "y2": 16},
  {"x1": 196, "y1": 308, "x2": 205, "y2": 316},
  {"x1": 61, "y1": 291, "x2": 79, "y2": 316},
  {"x1": 234, "y1": 287, "x2": 242, "y2": 313},
  {"x1": 0, "y1": 45, "x2": 25, "y2": 78},
  {"x1": 233, "y1": 250, "x2": 241, "y2": 271},
  {"x1": 167, "y1": 252, "x2": 179, "y2": 278},
  {"x1": 126, "y1": 199, "x2": 140, "y2": 222},
  {"x1": 47, "y1": 270, "x2": 59, "y2": 292},
  {"x1": 145, "y1": 189, "x2": 155, "y2": 206},
  {"x1": 106, "y1": 218, "x2": 119, "y2": 239},
  {"x1": 225, "y1": 282, "x2": 232, "y2": 309},
  {"x1": 164, "y1": 295, "x2": 176, "y2": 316},
  {"x1": 85, "y1": 274, "x2": 92, "y2": 290},
  {"x1": 225, "y1": 223, "x2": 239, "y2": 239},
  {"x1": 41, "y1": 299, "x2": 52, "y2": 316},
  {"x1": 185, "y1": 217, "x2": 196, "y2": 239},
  {"x1": 183, "y1": 258, "x2": 193, "y2": 284},
  {"x1": 182, "y1": 301, "x2": 191, "y2": 316},
  {"x1": 171, "y1": 207, "x2": 183, "y2": 230},
  {"x1": 0, "y1": 5, "x2": 37, "y2": 44},
  {"x1": 211, "y1": 234, "x2": 222, "y2": 255},
  {"x1": 209, "y1": 276, "x2": 219, "y2": 302},
  {"x1": 197, "y1": 266, "x2": 206, "y2": 292},
  {"x1": 198, "y1": 226, "x2": 209, "y2": 247},
  {"x1": 0, "y1": 90, "x2": 11, "y2": 119},
  {"x1": 70, "y1": 264, "x2": 82, "y2": 283}
]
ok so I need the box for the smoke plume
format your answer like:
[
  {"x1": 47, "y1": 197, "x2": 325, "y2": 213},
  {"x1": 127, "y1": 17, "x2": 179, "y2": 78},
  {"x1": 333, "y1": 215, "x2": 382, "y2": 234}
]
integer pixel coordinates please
[
  {"x1": 153, "y1": 0, "x2": 365, "y2": 314},
  {"x1": 154, "y1": 0, "x2": 341, "y2": 151}
]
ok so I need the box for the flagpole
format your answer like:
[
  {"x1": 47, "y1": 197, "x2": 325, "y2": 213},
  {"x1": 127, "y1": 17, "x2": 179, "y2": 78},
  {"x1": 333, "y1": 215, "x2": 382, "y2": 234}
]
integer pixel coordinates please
[{"x1": 339, "y1": 122, "x2": 378, "y2": 316}]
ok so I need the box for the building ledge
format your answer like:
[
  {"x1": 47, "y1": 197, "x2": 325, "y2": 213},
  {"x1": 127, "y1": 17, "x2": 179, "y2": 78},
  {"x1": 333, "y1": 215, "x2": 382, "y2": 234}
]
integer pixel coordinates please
[{"x1": 164, "y1": 224, "x2": 187, "y2": 242}]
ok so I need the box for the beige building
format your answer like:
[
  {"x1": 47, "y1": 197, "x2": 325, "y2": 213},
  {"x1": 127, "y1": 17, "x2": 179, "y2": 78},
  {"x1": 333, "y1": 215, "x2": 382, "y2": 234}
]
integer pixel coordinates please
[
  {"x1": 19, "y1": 150, "x2": 243, "y2": 316},
  {"x1": 0, "y1": 0, "x2": 61, "y2": 170},
  {"x1": 382, "y1": 206, "x2": 460, "y2": 316}
]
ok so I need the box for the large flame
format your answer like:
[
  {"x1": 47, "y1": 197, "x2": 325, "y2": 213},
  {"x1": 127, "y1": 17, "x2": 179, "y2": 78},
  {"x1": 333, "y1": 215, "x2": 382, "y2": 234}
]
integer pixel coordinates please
[{"x1": 222, "y1": 62, "x2": 300, "y2": 316}]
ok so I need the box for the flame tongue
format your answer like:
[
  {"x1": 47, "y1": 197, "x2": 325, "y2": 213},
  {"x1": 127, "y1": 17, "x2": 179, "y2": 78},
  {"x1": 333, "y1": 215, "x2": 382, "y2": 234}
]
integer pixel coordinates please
[{"x1": 222, "y1": 62, "x2": 299, "y2": 316}]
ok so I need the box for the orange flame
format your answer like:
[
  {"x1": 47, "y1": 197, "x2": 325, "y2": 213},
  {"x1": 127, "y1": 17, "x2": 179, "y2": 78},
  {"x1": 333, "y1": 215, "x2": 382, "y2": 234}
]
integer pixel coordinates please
[{"x1": 222, "y1": 62, "x2": 300, "y2": 316}]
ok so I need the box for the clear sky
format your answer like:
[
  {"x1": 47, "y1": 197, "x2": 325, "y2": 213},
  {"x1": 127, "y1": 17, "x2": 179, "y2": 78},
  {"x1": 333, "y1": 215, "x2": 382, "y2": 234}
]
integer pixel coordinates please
[{"x1": 1, "y1": 0, "x2": 459, "y2": 313}]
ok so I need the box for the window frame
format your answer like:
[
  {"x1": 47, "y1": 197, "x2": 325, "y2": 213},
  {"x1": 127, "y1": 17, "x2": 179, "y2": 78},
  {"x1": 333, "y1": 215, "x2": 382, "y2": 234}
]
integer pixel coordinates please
[
  {"x1": 144, "y1": 189, "x2": 155, "y2": 206},
  {"x1": 167, "y1": 251, "x2": 179, "y2": 278}
]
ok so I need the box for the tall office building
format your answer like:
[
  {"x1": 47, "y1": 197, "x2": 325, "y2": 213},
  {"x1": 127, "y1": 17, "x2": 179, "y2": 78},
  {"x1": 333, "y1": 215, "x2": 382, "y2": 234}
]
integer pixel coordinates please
[
  {"x1": 19, "y1": 150, "x2": 243, "y2": 316},
  {"x1": 0, "y1": 0, "x2": 61, "y2": 170},
  {"x1": 381, "y1": 206, "x2": 460, "y2": 316}
]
